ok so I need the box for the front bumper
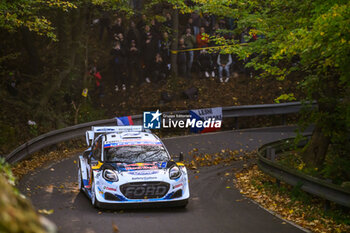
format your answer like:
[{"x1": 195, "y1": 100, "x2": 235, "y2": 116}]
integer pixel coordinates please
[
  {"x1": 86, "y1": 174, "x2": 190, "y2": 209},
  {"x1": 96, "y1": 198, "x2": 189, "y2": 209}
]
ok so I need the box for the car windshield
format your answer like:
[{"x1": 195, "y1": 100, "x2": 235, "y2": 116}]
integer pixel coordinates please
[{"x1": 104, "y1": 145, "x2": 170, "y2": 163}]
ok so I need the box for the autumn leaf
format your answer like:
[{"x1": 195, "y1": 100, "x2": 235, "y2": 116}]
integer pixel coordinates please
[
  {"x1": 38, "y1": 209, "x2": 54, "y2": 215},
  {"x1": 112, "y1": 223, "x2": 120, "y2": 233}
]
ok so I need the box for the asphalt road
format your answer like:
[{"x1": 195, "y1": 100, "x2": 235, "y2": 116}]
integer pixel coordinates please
[{"x1": 19, "y1": 126, "x2": 311, "y2": 233}]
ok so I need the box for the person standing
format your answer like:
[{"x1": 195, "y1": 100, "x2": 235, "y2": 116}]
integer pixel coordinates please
[
  {"x1": 142, "y1": 32, "x2": 157, "y2": 83},
  {"x1": 126, "y1": 21, "x2": 141, "y2": 48},
  {"x1": 159, "y1": 31, "x2": 172, "y2": 70},
  {"x1": 181, "y1": 28, "x2": 196, "y2": 78},
  {"x1": 196, "y1": 27, "x2": 209, "y2": 48},
  {"x1": 128, "y1": 40, "x2": 141, "y2": 86},
  {"x1": 110, "y1": 41, "x2": 127, "y2": 91},
  {"x1": 152, "y1": 53, "x2": 168, "y2": 83},
  {"x1": 191, "y1": 12, "x2": 201, "y2": 37},
  {"x1": 177, "y1": 38, "x2": 187, "y2": 77},
  {"x1": 99, "y1": 12, "x2": 110, "y2": 40},
  {"x1": 111, "y1": 17, "x2": 124, "y2": 35}
]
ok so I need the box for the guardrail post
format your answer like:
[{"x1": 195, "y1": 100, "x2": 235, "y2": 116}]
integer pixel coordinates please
[
  {"x1": 266, "y1": 147, "x2": 276, "y2": 160},
  {"x1": 276, "y1": 179, "x2": 280, "y2": 187},
  {"x1": 324, "y1": 200, "x2": 330, "y2": 211},
  {"x1": 282, "y1": 114, "x2": 287, "y2": 125},
  {"x1": 25, "y1": 142, "x2": 29, "y2": 160},
  {"x1": 235, "y1": 117, "x2": 239, "y2": 129},
  {"x1": 266, "y1": 146, "x2": 271, "y2": 159},
  {"x1": 270, "y1": 148, "x2": 276, "y2": 161}
]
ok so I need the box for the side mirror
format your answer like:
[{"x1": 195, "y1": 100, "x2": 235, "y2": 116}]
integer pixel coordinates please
[{"x1": 179, "y1": 152, "x2": 184, "y2": 162}]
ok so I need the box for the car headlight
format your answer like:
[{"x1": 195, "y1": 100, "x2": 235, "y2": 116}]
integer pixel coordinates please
[
  {"x1": 103, "y1": 169, "x2": 118, "y2": 182},
  {"x1": 169, "y1": 165, "x2": 181, "y2": 180}
]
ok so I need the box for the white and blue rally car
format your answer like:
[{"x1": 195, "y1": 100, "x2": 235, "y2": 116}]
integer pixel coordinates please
[{"x1": 77, "y1": 125, "x2": 189, "y2": 208}]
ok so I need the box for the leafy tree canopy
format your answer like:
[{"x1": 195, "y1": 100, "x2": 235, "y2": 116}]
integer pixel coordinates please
[
  {"x1": 0, "y1": 0, "x2": 77, "y2": 40},
  {"x1": 184, "y1": 0, "x2": 350, "y2": 166}
]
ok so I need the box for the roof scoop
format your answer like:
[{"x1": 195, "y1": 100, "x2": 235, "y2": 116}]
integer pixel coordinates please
[{"x1": 121, "y1": 132, "x2": 142, "y2": 139}]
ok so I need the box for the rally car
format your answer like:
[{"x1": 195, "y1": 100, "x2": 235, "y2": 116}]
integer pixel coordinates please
[{"x1": 77, "y1": 125, "x2": 189, "y2": 209}]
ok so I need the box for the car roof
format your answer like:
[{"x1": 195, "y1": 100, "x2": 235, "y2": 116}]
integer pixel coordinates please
[{"x1": 104, "y1": 131, "x2": 160, "y2": 145}]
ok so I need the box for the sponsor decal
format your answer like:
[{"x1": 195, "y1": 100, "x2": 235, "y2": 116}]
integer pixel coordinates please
[
  {"x1": 128, "y1": 170, "x2": 159, "y2": 175},
  {"x1": 96, "y1": 128, "x2": 116, "y2": 132},
  {"x1": 116, "y1": 162, "x2": 167, "y2": 171},
  {"x1": 107, "y1": 139, "x2": 158, "y2": 142},
  {"x1": 124, "y1": 185, "x2": 167, "y2": 197},
  {"x1": 124, "y1": 163, "x2": 159, "y2": 171},
  {"x1": 104, "y1": 141, "x2": 162, "y2": 148},
  {"x1": 103, "y1": 186, "x2": 117, "y2": 192},
  {"x1": 173, "y1": 183, "x2": 183, "y2": 189},
  {"x1": 131, "y1": 177, "x2": 158, "y2": 181}
]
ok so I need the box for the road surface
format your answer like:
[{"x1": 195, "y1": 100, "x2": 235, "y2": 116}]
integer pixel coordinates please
[{"x1": 19, "y1": 126, "x2": 310, "y2": 233}]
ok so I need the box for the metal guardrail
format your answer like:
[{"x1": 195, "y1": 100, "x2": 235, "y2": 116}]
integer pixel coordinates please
[
  {"x1": 257, "y1": 137, "x2": 350, "y2": 208},
  {"x1": 5, "y1": 101, "x2": 316, "y2": 164}
]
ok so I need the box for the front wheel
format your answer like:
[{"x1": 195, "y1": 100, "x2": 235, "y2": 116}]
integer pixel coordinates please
[
  {"x1": 91, "y1": 178, "x2": 100, "y2": 208},
  {"x1": 177, "y1": 199, "x2": 188, "y2": 208},
  {"x1": 77, "y1": 162, "x2": 83, "y2": 192}
]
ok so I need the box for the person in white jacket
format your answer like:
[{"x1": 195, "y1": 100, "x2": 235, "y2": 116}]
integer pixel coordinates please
[{"x1": 217, "y1": 53, "x2": 232, "y2": 82}]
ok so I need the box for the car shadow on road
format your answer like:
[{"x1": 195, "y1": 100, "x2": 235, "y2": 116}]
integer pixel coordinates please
[{"x1": 72, "y1": 192, "x2": 189, "y2": 215}]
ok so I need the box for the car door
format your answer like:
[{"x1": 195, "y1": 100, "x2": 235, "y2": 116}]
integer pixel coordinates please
[{"x1": 87, "y1": 135, "x2": 103, "y2": 185}]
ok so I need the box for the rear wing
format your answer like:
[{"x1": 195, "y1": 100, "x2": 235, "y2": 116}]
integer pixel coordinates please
[{"x1": 85, "y1": 125, "x2": 149, "y2": 146}]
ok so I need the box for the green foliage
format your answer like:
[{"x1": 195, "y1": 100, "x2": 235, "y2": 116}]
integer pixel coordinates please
[
  {"x1": 321, "y1": 146, "x2": 350, "y2": 185},
  {"x1": 0, "y1": 123, "x2": 17, "y2": 154},
  {"x1": 279, "y1": 148, "x2": 350, "y2": 184},
  {"x1": 0, "y1": 0, "x2": 77, "y2": 40},
  {"x1": 0, "y1": 161, "x2": 46, "y2": 233},
  {"x1": 0, "y1": 158, "x2": 16, "y2": 186},
  {"x1": 188, "y1": 0, "x2": 350, "y2": 166},
  {"x1": 78, "y1": 102, "x2": 105, "y2": 123},
  {"x1": 92, "y1": 0, "x2": 133, "y2": 17},
  {"x1": 275, "y1": 93, "x2": 296, "y2": 103}
]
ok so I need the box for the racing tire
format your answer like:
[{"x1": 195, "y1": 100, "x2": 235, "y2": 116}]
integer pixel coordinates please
[
  {"x1": 77, "y1": 162, "x2": 84, "y2": 192},
  {"x1": 178, "y1": 199, "x2": 188, "y2": 208},
  {"x1": 91, "y1": 178, "x2": 101, "y2": 209}
]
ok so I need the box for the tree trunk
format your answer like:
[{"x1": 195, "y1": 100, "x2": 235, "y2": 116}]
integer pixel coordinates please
[
  {"x1": 38, "y1": 5, "x2": 87, "y2": 109},
  {"x1": 302, "y1": 123, "x2": 330, "y2": 167},
  {"x1": 170, "y1": 9, "x2": 179, "y2": 77},
  {"x1": 20, "y1": 28, "x2": 43, "y2": 74},
  {"x1": 302, "y1": 100, "x2": 334, "y2": 167}
]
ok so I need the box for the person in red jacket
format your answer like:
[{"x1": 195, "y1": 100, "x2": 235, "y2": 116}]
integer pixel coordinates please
[{"x1": 196, "y1": 27, "x2": 209, "y2": 48}]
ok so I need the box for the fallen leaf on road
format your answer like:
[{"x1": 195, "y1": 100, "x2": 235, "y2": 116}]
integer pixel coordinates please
[
  {"x1": 45, "y1": 185, "x2": 54, "y2": 193},
  {"x1": 38, "y1": 209, "x2": 54, "y2": 215},
  {"x1": 112, "y1": 223, "x2": 119, "y2": 233}
]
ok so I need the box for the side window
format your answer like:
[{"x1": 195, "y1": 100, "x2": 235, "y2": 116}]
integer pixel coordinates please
[{"x1": 92, "y1": 136, "x2": 102, "y2": 161}]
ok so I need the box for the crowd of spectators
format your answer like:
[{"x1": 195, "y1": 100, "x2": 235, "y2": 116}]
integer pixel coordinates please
[{"x1": 94, "y1": 11, "x2": 256, "y2": 93}]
